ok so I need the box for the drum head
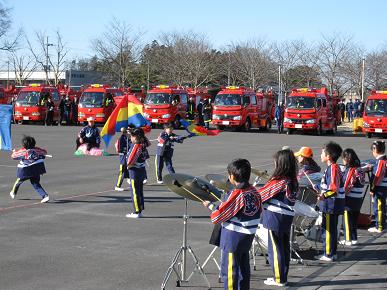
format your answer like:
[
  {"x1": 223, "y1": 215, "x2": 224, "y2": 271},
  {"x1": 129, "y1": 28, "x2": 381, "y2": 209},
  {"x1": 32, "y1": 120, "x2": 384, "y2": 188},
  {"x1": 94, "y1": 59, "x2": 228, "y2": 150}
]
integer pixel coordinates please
[{"x1": 294, "y1": 201, "x2": 319, "y2": 218}]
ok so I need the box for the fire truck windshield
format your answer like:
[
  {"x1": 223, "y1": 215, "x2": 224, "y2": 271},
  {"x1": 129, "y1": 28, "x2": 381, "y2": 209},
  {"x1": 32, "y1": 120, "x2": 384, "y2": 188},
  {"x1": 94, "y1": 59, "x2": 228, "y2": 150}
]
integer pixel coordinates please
[
  {"x1": 16, "y1": 91, "x2": 40, "y2": 106},
  {"x1": 79, "y1": 92, "x2": 104, "y2": 108},
  {"x1": 286, "y1": 96, "x2": 315, "y2": 109},
  {"x1": 365, "y1": 99, "x2": 386, "y2": 116},
  {"x1": 145, "y1": 93, "x2": 171, "y2": 105},
  {"x1": 214, "y1": 94, "x2": 241, "y2": 106}
]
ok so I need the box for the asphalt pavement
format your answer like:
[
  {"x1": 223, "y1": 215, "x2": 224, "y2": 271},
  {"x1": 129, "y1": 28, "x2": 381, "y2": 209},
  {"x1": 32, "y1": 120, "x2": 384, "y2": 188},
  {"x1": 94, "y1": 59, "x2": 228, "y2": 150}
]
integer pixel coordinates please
[{"x1": 0, "y1": 124, "x2": 386, "y2": 290}]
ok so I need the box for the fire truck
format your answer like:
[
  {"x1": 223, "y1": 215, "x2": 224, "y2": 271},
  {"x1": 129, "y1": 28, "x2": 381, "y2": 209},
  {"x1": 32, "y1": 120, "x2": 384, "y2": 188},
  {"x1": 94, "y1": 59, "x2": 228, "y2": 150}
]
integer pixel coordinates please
[
  {"x1": 283, "y1": 87, "x2": 337, "y2": 135},
  {"x1": 256, "y1": 90, "x2": 275, "y2": 130},
  {"x1": 143, "y1": 85, "x2": 188, "y2": 128},
  {"x1": 78, "y1": 84, "x2": 123, "y2": 123},
  {"x1": 211, "y1": 86, "x2": 270, "y2": 131},
  {"x1": 14, "y1": 84, "x2": 61, "y2": 124},
  {"x1": 0, "y1": 86, "x2": 5, "y2": 104},
  {"x1": 363, "y1": 90, "x2": 387, "y2": 138}
]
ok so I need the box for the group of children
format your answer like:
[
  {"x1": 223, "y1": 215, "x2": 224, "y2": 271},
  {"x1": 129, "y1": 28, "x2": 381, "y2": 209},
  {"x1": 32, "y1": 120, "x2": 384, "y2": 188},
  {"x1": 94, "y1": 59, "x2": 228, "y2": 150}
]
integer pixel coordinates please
[
  {"x1": 201, "y1": 140, "x2": 386, "y2": 289},
  {"x1": 8, "y1": 126, "x2": 386, "y2": 289}
]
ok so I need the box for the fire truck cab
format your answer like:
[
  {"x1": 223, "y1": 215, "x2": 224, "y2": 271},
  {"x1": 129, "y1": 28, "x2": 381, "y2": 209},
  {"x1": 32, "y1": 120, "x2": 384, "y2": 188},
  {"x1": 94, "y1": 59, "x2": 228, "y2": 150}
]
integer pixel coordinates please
[
  {"x1": 14, "y1": 84, "x2": 60, "y2": 124},
  {"x1": 78, "y1": 84, "x2": 123, "y2": 123},
  {"x1": 0, "y1": 86, "x2": 5, "y2": 104},
  {"x1": 211, "y1": 86, "x2": 261, "y2": 131},
  {"x1": 363, "y1": 90, "x2": 387, "y2": 138},
  {"x1": 284, "y1": 87, "x2": 337, "y2": 135},
  {"x1": 143, "y1": 85, "x2": 188, "y2": 128}
]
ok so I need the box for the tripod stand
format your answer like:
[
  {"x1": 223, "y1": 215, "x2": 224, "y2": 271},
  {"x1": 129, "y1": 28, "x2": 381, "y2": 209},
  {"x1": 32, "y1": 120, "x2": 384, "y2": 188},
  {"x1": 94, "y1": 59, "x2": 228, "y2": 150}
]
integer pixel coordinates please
[{"x1": 161, "y1": 199, "x2": 211, "y2": 290}]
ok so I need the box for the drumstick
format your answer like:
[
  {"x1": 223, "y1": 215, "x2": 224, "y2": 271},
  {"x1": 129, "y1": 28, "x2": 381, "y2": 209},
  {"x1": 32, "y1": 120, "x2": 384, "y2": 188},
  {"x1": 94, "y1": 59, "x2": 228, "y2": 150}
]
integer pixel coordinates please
[
  {"x1": 45, "y1": 154, "x2": 53, "y2": 158},
  {"x1": 303, "y1": 171, "x2": 319, "y2": 193},
  {"x1": 180, "y1": 187, "x2": 205, "y2": 203}
]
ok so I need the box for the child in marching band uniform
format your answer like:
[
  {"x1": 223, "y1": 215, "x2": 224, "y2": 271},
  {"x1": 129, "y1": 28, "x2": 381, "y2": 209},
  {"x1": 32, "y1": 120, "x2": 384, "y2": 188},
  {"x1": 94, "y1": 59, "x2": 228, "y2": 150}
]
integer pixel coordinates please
[
  {"x1": 10, "y1": 136, "x2": 50, "y2": 203},
  {"x1": 258, "y1": 149, "x2": 299, "y2": 287},
  {"x1": 314, "y1": 141, "x2": 344, "y2": 262},
  {"x1": 115, "y1": 127, "x2": 130, "y2": 191},
  {"x1": 368, "y1": 141, "x2": 386, "y2": 233},
  {"x1": 340, "y1": 149, "x2": 365, "y2": 245},
  {"x1": 155, "y1": 123, "x2": 185, "y2": 184},
  {"x1": 125, "y1": 128, "x2": 150, "y2": 219},
  {"x1": 203, "y1": 159, "x2": 261, "y2": 290}
]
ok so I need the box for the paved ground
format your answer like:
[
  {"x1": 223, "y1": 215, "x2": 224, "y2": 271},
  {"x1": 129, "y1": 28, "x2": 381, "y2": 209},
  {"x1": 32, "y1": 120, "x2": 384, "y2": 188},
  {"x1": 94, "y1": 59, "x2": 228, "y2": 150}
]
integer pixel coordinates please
[{"x1": 0, "y1": 124, "x2": 386, "y2": 290}]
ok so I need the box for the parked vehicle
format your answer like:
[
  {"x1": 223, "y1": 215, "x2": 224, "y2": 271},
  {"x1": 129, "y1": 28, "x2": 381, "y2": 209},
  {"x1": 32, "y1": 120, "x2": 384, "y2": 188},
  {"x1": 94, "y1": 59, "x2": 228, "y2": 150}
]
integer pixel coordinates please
[{"x1": 363, "y1": 90, "x2": 387, "y2": 138}]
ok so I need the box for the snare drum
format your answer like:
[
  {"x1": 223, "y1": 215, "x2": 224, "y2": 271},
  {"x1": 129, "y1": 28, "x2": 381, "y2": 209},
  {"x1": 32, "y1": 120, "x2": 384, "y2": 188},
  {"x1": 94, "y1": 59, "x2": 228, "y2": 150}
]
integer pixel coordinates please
[
  {"x1": 254, "y1": 223, "x2": 269, "y2": 253},
  {"x1": 297, "y1": 187, "x2": 318, "y2": 206},
  {"x1": 293, "y1": 201, "x2": 319, "y2": 230}
]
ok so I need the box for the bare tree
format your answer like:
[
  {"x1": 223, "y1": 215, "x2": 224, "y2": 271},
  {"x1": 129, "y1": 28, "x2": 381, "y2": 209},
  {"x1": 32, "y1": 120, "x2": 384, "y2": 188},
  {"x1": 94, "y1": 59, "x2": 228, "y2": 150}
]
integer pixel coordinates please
[
  {"x1": 155, "y1": 31, "x2": 218, "y2": 88},
  {"x1": 229, "y1": 39, "x2": 273, "y2": 89},
  {"x1": 313, "y1": 33, "x2": 361, "y2": 97},
  {"x1": 0, "y1": 2, "x2": 20, "y2": 52},
  {"x1": 92, "y1": 18, "x2": 143, "y2": 87},
  {"x1": 365, "y1": 47, "x2": 387, "y2": 90},
  {"x1": 27, "y1": 30, "x2": 68, "y2": 85},
  {"x1": 271, "y1": 40, "x2": 308, "y2": 91},
  {"x1": 48, "y1": 30, "x2": 68, "y2": 85},
  {"x1": 9, "y1": 49, "x2": 37, "y2": 85}
]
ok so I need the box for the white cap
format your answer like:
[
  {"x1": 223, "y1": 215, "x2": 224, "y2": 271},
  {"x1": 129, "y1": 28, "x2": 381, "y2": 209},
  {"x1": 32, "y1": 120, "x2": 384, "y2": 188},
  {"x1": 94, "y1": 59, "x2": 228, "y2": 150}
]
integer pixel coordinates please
[{"x1": 87, "y1": 117, "x2": 95, "y2": 122}]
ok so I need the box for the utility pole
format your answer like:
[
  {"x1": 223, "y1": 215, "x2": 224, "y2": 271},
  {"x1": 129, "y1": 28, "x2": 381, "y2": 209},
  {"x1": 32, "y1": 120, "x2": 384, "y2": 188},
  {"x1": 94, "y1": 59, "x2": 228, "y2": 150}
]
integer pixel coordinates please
[
  {"x1": 147, "y1": 60, "x2": 150, "y2": 91},
  {"x1": 227, "y1": 46, "x2": 231, "y2": 86},
  {"x1": 278, "y1": 65, "x2": 282, "y2": 105},
  {"x1": 7, "y1": 60, "x2": 10, "y2": 88},
  {"x1": 361, "y1": 58, "x2": 365, "y2": 101},
  {"x1": 45, "y1": 36, "x2": 53, "y2": 85}
]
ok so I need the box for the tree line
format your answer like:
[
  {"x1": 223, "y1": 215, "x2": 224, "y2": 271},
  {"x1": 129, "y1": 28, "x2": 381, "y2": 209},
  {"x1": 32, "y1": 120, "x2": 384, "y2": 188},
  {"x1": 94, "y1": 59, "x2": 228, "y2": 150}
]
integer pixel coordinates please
[{"x1": 1, "y1": 5, "x2": 386, "y2": 98}]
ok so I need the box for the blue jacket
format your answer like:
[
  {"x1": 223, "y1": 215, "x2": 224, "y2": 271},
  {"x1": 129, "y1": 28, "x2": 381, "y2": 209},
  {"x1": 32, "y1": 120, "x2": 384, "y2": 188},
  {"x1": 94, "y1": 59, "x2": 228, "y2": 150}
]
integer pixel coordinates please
[
  {"x1": 371, "y1": 155, "x2": 387, "y2": 198},
  {"x1": 12, "y1": 147, "x2": 47, "y2": 179},
  {"x1": 210, "y1": 182, "x2": 261, "y2": 253},
  {"x1": 319, "y1": 163, "x2": 345, "y2": 214},
  {"x1": 259, "y1": 178, "x2": 297, "y2": 232},
  {"x1": 274, "y1": 106, "x2": 282, "y2": 120},
  {"x1": 118, "y1": 134, "x2": 130, "y2": 165},
  {"x1": 79, "y1": 125, "x2": 101, "y2": 145},
  {"x1": 342, "y1": 167, "x2": 365, "y2": 211},
  {"x1": 156, "y1": 131, "x2": 184, "y2": 157}
]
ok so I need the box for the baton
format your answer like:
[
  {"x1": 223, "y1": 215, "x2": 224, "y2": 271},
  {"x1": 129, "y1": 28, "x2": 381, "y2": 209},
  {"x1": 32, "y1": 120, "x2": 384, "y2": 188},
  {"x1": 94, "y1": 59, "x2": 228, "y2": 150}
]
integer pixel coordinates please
[{"x1": 45, "y1": 154, "x2": 53, "y2": 158}]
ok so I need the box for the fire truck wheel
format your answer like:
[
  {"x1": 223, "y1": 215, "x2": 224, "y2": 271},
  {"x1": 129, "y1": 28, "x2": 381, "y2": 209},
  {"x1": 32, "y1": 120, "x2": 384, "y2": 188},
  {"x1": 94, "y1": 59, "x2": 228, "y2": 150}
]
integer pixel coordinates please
[
  {"x1": 243, "y1": 119, "x2": 251, "y2": 132},
  {"x1": 17, "y1": 120, "x2": 24, "y2": 125},
  {"x1": 267, "y1": 119, "x2": 272, "y2": 129},
  {"x1": 366, "y1": 132, "x2": 372, "y2": 138}
]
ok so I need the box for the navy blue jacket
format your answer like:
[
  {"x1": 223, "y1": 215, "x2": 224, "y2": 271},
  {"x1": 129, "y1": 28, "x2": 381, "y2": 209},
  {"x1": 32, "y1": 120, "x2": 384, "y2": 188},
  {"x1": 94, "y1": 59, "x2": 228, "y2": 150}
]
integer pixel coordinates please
[
  {"x1": 259, "y1": 178, "x2": 297, "y2": 232},
  {"x1": 12, "y1": 147, "x2": 47, "y2": 179},
  {"x1": 342, "y1": 167, "x2": 365, "y2": 211},
  {"x1": 156, "y1": 131, "x2": 184, "y2": 157},
  {"x1": 211, "y1": 182, "x2": 261, "y2": 253},
  {"x1": 79, "y1": 125, "x2": 101, "y2": 145},
  {"x1": 319, "y1": 164, "x2": 345, "y2": 214}
]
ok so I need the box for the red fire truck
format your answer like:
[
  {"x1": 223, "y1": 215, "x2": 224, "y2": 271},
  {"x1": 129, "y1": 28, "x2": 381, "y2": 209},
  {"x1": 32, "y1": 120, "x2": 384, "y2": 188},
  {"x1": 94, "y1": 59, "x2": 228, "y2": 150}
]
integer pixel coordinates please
[
  {"x1": 14, "y1": 84, "x2": 61, "y2": 124},
  {"x1": 78, "y1": 84, "x2": 123, "y2": 123},
  {"x1": 363, "y1": 90, "x2": 387, "y2": 138},
  {"x1": 0, "y1": 86, "x2": 5, "y2": 104},
  {"x1": 283, "y1": 87, "x2": 337, "y2": 135},
  {"x1": 143, "y1": 85, "x2": 188, "y2": 128},
  {"x1": 256, "y1": 90, "x2": 275, "y2": 130},
  {"x1": 211, "y1": 86, "x2": 270, "y2": 131}
]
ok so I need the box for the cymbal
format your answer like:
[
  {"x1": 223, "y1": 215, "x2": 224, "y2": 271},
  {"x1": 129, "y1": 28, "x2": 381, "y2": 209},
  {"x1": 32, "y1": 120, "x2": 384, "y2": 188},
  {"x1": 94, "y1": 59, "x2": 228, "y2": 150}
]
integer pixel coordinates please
[
  {"x1": 205, "y1": 174, "x2": 234, "y2": 192},
  {"x1": 164, "y1": 173, "x2": 222, "y2": 202},
  {"x1": 251, "y1": 168, "x2": 270, "y2": 180}
]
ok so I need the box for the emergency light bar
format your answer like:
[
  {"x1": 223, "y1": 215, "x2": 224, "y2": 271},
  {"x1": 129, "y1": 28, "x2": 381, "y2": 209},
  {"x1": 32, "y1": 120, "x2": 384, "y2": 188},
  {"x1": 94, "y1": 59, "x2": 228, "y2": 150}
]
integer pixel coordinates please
[
  {"x1": 29, "y1": 84, "x2": 42, "y2": 87},
  {"x1": 156, "y1": 85, "x2": 169, "y2": 89},
  {"x1": 375, "y1": 90, "x2": 387, "y2": 94},
  {"x1": 294, "y1": 88, "x2": 317, "y2": 93},
  {"x1": 90, "y1": 84, "x2": 104, "y2": 88}
]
